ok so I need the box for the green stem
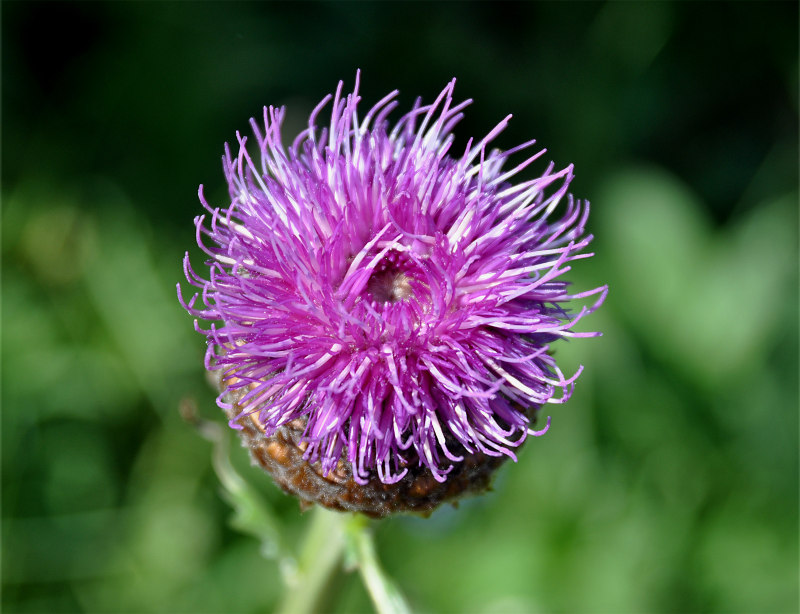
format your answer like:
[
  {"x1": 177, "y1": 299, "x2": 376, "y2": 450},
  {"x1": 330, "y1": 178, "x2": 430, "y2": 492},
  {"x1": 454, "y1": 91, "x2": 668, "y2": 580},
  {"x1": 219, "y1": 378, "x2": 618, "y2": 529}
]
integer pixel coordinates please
[
  {"x1": 190, "y1": 401, "x2": 411, "y2": 614},
  {"x1": 275, "y1": 507, "x2": 348, "y2": 614},
  {"x1": 187, "y1": 406, "x2": 294, "y2": 575},
  {"x1": 346, "y1": 515, "x2": 412, "y2": 614}
]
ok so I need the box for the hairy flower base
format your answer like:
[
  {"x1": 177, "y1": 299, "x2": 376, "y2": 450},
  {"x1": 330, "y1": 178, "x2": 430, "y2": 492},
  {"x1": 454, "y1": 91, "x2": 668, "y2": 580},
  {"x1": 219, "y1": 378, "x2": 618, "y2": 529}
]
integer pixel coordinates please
[{"x1": 222, "y1": 377, "x2": 512, "y2": 517}]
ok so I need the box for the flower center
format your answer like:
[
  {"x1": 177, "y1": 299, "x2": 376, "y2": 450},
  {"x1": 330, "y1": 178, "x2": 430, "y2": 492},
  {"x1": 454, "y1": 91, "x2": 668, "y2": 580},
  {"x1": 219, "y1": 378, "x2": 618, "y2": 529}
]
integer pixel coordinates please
[
  {"x1": 365, "y1": 251, "x2": 420, "y2": 305},
  {"x1": 367, "y1": 267, "x2": 413, "y2": 303}
]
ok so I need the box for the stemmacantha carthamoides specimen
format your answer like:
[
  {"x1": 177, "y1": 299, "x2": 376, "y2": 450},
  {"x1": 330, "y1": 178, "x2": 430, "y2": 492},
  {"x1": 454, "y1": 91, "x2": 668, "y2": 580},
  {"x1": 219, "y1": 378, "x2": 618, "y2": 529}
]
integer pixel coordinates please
[{"x1": 179, "y1": 74, "x2": 606, "y2": 517}]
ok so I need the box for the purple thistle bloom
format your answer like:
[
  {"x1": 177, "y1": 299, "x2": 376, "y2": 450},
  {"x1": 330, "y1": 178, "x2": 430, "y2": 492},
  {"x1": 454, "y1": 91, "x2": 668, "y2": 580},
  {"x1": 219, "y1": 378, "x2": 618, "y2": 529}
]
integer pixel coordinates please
[{"x1": 179, "y1": 74, "x2": 606, "y2": 496}]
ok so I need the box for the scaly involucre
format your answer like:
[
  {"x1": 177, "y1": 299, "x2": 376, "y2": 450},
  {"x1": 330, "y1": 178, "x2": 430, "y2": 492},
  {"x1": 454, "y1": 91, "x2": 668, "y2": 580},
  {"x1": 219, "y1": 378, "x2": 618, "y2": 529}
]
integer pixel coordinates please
[{"x1": 179, "y1": 75, "x2": 606, "y2": 485}]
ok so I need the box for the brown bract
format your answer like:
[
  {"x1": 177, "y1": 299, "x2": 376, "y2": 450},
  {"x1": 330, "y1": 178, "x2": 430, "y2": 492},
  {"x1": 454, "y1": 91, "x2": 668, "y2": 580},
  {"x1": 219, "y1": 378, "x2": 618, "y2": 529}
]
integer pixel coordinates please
[{"x1": 221, "y1": 378, "x2": 509, "y2": 518}]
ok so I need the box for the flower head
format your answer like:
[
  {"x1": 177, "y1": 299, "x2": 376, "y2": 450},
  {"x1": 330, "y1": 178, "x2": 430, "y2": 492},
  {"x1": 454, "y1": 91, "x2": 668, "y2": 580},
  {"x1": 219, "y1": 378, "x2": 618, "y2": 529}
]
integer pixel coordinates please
[{"x1": 179, "y1": 74, "x2": 606, "y2": 516}]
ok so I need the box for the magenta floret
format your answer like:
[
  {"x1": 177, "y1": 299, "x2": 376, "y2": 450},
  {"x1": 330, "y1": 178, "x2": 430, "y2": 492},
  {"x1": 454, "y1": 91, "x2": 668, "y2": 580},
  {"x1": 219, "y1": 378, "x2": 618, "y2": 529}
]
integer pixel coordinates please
[{"x1": 179, "y1": 74, "x2": 606, "y2": 485}]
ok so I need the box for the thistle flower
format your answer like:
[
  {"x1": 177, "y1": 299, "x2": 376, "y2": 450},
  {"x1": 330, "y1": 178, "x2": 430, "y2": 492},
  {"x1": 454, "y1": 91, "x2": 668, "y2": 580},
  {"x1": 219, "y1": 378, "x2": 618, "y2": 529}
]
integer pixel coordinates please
[{"x1": 179, "y1": 74, "x2": 606, "y2": 517}]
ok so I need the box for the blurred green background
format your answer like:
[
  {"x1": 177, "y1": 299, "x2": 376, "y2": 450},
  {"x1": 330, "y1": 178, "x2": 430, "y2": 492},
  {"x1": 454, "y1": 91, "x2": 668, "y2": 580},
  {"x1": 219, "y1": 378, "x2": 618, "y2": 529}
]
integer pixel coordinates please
[{"x1": 3, "y1": 2, "x2": 798, "y2": 613}]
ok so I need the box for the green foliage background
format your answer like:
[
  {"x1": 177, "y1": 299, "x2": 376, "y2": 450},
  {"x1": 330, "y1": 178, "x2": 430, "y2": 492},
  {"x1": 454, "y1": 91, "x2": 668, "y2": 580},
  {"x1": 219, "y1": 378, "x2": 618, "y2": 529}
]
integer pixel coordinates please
[{"x1": 3, "y1": 2, "x2": 798, "y2": 612}]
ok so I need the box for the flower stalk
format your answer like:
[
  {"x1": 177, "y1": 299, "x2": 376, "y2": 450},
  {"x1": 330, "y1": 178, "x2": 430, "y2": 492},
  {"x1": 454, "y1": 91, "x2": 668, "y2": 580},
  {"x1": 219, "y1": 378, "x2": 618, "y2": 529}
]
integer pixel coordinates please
[
  {"x1": 274, "y1": 509, "x2": 413, "y2": 614},
  {"x1": 275, "y1": 506, "x2": 348, "y2": 614},
  {"x1": 345, "y1": 514, "x2": 412, "y2": 614},
  {"x1": 185, "y1": 400, "x2": 411, "y2": 613}
]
